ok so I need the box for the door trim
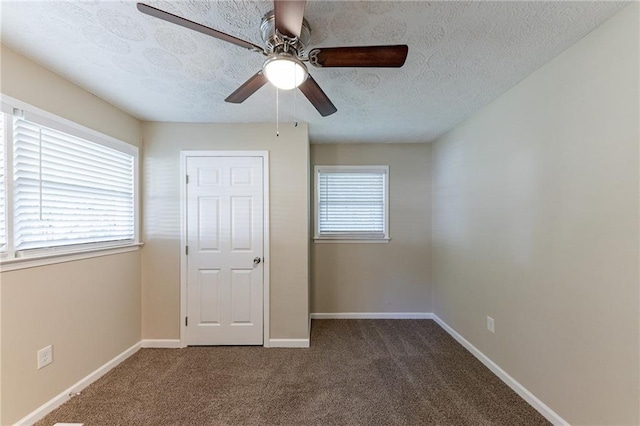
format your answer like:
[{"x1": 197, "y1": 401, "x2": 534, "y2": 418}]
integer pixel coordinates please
[{"x1": 179, "y1": 150, "x2": 270, "y2": 348}]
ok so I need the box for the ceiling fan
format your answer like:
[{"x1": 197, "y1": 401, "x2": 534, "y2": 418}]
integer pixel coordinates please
[{"x1": 137, "y1": 1, "x2": 408, "y2": 117}]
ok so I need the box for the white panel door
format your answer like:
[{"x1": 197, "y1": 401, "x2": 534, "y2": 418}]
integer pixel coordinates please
[{"x1": 186, "y1": 156, "x2": 263, "y2": 345}]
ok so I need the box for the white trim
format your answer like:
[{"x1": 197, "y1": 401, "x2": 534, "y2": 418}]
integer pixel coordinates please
[
  {"x1": 179, "y1": 151, "x2": 270, "y2": 348},
  {"x1": 262, "y1": 153, "x2": 271, "y2": 348},
  {"x1": 1, "y1": 95, "x2": 136, "y2": 155},
  {"x1": 141, "y1": 339, "x2": 181, "y2": 349},
  {"x1": 311, "y1": 312, "x2": 434, "y2": 319},
  {"x1": 313, "y1": 238, "x2": 390, "y2": 244},
  {"x1": 179, "y1": 154, "x2": 188, "y2": 348},
  {"x1": 10, "y1": 317, "x2": 569, "y2": 425},
  {"x1": 13, "y1": 342, "x2": 141, "y2": 426},
  {"x1": 268, "y1": 338, "x2": 310, "y2": 348},
  {"x1": 0, "y1": 244, "x2": 143, "y2": 272},
  {"x1": 432, "y1": 315, "x2": 569, "y2": 426},
  {"x1": 2, "y1": 110, "x2": 13, "y2": 258}
]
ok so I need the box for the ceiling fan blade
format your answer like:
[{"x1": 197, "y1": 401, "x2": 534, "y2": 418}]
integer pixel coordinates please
[
  {"x1": 274, "y1": 0, "x2": 306, "y2": 38},
  {"x1": 137, "y1": 3, "x2": 264, "y2": 54},
  {"x1": 308, "y1": 45, "x2": 409, "y2": 68},
  {"x1": 225, "y1": 71, "x2": 268, "y2": 103},
  {"x1": 298, "y1": 75, "x2": 337, "y2": 117}
]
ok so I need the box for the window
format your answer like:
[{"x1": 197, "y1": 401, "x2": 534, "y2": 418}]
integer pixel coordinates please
[
  {"x1": 1, "y1": 97, "x2": 139, "y2": 266},
  {"x1": 314, "y1": 165, "x2": 389, "y2": 242}
]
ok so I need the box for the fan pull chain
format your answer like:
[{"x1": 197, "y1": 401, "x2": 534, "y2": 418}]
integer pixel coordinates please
[
  {"x1": 276, "y1": 88, "x2": 280, "y2": 137},
  {"x1": 294, "y1": 85, "x2": 298, "y2": 128}
]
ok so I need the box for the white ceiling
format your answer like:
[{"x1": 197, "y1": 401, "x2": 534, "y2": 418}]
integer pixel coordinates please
[{"x1": 0, "y1": 1, "x2": 627, "y2": 143}]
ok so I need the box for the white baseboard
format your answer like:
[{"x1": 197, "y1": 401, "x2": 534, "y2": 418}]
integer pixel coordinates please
[
  {"x1": 268, "y1": 338, "x2": 310, "y2": 348},
  {"x1": 13, "y1": 319, "x2": 566, "y2": 425},
  {"x1": 432, "y1": 315, "x2": 569, "y2": 426},
  {"x1": 311, "y1": 312, "x2": 434, "y2": 319},
  {"x1": 141, "y1": 339, "x2": 181, "y2": 349},
  {"x1": 13, "y1": 342, "x2": 141, "y2": 426}
]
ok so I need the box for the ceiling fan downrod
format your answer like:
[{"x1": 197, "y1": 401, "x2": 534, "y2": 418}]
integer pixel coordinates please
[{"x1": 260, "y1": 10, "x2": 311, "y2": 58}]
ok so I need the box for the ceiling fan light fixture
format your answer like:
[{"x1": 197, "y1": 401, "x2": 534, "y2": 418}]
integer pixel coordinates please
[{"x1": 263, "y1": 54, "x2": 308, "y2": 90}]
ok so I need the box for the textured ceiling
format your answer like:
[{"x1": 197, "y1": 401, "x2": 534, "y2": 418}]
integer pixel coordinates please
[{"x1": 0, "y1": 1, "x2": 627, "y2": 143}]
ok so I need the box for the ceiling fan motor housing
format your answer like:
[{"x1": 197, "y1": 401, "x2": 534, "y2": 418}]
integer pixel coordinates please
[{"x1": 260, "y1": 10, "x2": 311, "y2": 57}]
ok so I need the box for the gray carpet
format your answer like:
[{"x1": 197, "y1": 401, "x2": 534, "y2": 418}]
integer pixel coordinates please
[{"x1": 37, "y1": 320, "x2": 549, "y2": 425}]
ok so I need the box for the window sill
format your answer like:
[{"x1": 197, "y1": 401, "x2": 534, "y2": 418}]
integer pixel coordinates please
[
  {"x1": 0, "y1": 243, "x2": 144, "y2": 272},
  {"x1": 313, "y1": 238, "x2": 390, "y2": 244}
]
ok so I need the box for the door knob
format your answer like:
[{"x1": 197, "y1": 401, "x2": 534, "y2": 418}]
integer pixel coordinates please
[{"x1": 253, "y1": 257, "x2": 262, "y2": 265}]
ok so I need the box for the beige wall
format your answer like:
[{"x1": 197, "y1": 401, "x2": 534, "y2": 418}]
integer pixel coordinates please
[
  {"x1": 432, "y1": 4, "x2": 639, "y2": 425},
  {"x1": 141, "y1": 122, "x2": 309, "y2": 340},
  {"x1": 0, "y1": 45, "x2": 142, "y2": 424},
  {"x1": 1, "y1": 254, "x2": 141, "y2": 423},
  {"x1": 0, "y1": 45, "x2": 140, "y2": 146},
  {"x1": 311, "y1": 144, "x2": 431, "y2": 314}
]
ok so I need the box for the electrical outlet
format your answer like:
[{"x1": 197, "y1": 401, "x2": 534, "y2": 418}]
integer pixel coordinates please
[
  {"x1": 487, "y1": 316, "x2": 495, "y2": 333},
  {"x1": 37, "y1": 345, "x2": 53, "y2": 369}
]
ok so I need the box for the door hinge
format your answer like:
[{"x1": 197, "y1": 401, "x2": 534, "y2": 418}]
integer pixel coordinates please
[
  {"x1": 185, "y1": 245, "x2": 189, "y2": 255},
  {"x1": 186, "y1": 174, "x2": 189, "y2": 184},
  {"x1": 185, "y1": 316, "x2": 188, "y2": 326}
]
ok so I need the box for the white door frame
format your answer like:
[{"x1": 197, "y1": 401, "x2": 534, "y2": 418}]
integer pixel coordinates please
[{"x1": 179, "y1": 150, "x2": 270, "y2": 348}]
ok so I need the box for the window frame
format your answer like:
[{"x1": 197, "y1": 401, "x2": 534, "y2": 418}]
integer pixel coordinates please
[
  {"x1": 313, "y1": 165, "x2": 390, "y2": 243},
  {"x1": 0, "y1": 95, "x2": 141, "y2": 271},
  {"x1": 0, "y1": 112, "x2": 8, "y2": 257}
]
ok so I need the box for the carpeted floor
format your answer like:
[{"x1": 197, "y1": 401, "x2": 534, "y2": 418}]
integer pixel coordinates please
[{"x1": 37, "y1": 320, "x2": 549, "y2": 425}]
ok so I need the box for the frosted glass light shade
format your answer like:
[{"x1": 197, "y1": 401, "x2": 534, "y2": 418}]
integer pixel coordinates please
[{"x1": 263, "y1": 55, "x2": 308, "y2": 90}]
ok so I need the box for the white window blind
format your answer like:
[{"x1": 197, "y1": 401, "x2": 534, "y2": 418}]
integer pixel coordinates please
[
  {"x1": 13, "y1": 116, "x2": 135, "y2": 252},
  {"x1": 316, "y1": 166, "x2": 389, "y2": 240},
  {"x1": 0, "y1": 113, "x2": 6, "y2": 253}
]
